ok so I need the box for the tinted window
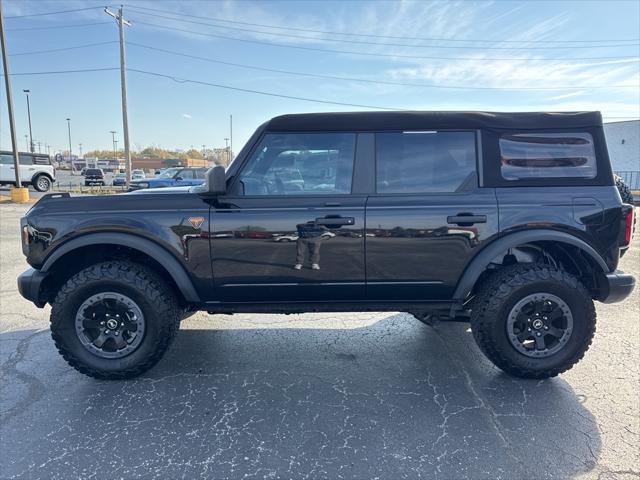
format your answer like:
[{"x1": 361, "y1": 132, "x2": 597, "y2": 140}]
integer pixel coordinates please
[
  {"x1": 239, "y1": 133, "x2": 356, "y2": 195},
  {"x1": 179, "y1": 169, "x2": 195, "y2": 180},
  {"x1": 0, "y1": 154, "x2": 13, "y2": 165},
  {"x1": 195, "y1": 168, "x2": 207, "y2": 179},
  {"x1": 18, "y1": 154, "x2": 34, "y2": 166},
  {"x1": 33, "y1": 155, "x2": 51, "y2": 165},
  {"x1": 499, "y1": 132, "x2": 597, "y2": 180},
  {"x1": 376, "y1": 131, "x2": 477, "y2": 193},
  {"x1": 85, "y1": 169, "x2": 102, "y2": 176}
]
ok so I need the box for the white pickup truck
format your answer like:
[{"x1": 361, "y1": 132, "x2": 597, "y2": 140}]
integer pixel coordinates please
[{"x1": 0, "y1": 151, "x2": 56, "y2": 191}]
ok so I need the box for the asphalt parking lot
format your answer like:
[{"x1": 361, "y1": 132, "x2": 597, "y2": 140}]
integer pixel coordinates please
[{"x1": 0, "y1": 202, "x2": 638, "y2": 479}]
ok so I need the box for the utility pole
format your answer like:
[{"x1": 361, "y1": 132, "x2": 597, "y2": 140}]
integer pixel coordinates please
[
  {"x1": 24, "y1": 134, "x2": 28, "y2": 150},
  {"x1": 78, "y1": 143, "x2": 83, "y2": 159},
  {"x1": 37, "y1": 141, "x2": 41, "y2": 153},
  {"x1": 23, "y1": 89, "x2": 34, "y2": 153},
  {"x1": 229, "y1": 114, "x2": 233, "y2": 164},
  {"x1": 0, "y1": 0, "x2": 25, "y2": 194},
  {"x1": 224, "y1": 137, "x2": 230, "y2": 166},
  {"x1": 105, "y1": 6, "x2": 132, "y2": 185}
]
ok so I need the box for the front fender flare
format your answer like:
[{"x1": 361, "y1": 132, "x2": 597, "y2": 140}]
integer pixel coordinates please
[
  {"x1": 41, "y1": 232, "x2": 200, "y2": 303},
  {"x1": 453, "y1": 229, "x2": 609, "y2": 301}
]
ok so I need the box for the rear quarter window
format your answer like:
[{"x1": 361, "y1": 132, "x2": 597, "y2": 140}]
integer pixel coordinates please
[
  {"x1": 33, "y1": 156, "x2": 51, "y2": 165},
  {"x1": 499, "y1": 132, "x2": 597, "y2": 180}
]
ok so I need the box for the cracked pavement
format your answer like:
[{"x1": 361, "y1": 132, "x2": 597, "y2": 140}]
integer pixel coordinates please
[{"x1": 1, "y1": 203, "x2": 638, "y2": 479}]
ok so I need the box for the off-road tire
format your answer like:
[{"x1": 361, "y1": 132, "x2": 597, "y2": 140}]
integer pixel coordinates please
[
  {"x1": 33, "y1": 174, "x2": 52, "y2": 192},
  {"x1": 614, "y1": 175, "x2": 633, "y2": 205},
  {"x1": 180, "y1": 309, "x2": 198, "y2": 321},
  {"x1": 50, "y1": 261, "x2": 181, "y2": 379},
  {"x1": 615, "y1": 175, "x2": 634, "y2": 205},
  {"x1": 470, "y1": 263, "x2": 596, "y2": 379}
]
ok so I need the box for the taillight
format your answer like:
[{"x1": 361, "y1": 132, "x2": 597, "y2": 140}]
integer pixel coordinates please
[{"x1": 624, "y1": 208, "x2": 634, "y2": 245}]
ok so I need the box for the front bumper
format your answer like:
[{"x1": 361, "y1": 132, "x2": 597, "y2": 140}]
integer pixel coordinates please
[
  {"x1": 17, "y1": 268, "x2": 48, "y2": 308},
  {"x1": 599, "y1": 271, "x2": 636, "y2": 304}
]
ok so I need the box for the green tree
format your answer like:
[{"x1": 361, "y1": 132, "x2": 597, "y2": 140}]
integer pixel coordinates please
[{"x1": 185, "y1": 149, "x2": 203, "y2": 159}]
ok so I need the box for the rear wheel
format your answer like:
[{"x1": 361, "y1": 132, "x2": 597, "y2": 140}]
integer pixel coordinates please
[
  {"x1": 33, "y1": 174, "x2": 52, "y2": 192},
  {"x1": 471, "y1": 263, "x2": 596, "y2": 379},
  {"x1": 50, "y1": 261, "x2": 181, "y2": 379}
]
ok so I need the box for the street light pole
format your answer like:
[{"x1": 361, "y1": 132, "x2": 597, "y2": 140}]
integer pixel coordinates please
[
  {"x1": 66, "y1": 118, "x2": 72, "y2": 168},
  {"x1": 23, "y1": 89, "x2": 34, "y2": 153},
  {"x1": 224, "y1": 137, "x2": 229, "y2": 166},
  {"x1": 110, "y1": 130, "x2": 117, "y2": 168}
]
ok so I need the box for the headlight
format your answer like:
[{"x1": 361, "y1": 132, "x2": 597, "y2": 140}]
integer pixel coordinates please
[{"x1": 135, "y1": 182, "x2": 150, "y2": 189}]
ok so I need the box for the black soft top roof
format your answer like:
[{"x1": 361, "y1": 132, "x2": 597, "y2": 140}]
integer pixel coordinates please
[{"x1": 265, "y1": 111, "x2": 603, "y2": 132}]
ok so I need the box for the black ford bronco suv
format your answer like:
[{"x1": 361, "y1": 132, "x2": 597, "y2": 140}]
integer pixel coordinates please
[{"x1": 18, "y1": 111, "x2": 635, "y2": 380}]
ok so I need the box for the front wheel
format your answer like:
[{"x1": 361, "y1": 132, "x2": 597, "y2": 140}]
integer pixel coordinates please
[
  {"x1": 471, "y1": 263, "x2": 596, "y2": 379},
  {"x1": 50, "y1": 261, "x2": 181, "y2": 379}
]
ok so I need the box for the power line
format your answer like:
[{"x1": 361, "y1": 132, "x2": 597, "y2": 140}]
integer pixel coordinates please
[
  {"x1": 128, "y1": 41, "x2": 640, "y2": 91},
  {"x1": 7, "y1": 21, "x2": 112, "y2": 31},
  {"x1": 1, "y1": 65, "x2": 636, "y2": 119},
  {"x1": 5, "y1": 6, "x2": 103, "y2": 19},
  {"x1": 9, "y1": 41, "x2": 117, "y2": 56},
  {"x1": 133, "y1": 20, "x2": 640, "y2": 62},
  {"x1": 0, "y1": 67, "x2": 119, "y2": 76},
  {"x1": 125, "y1": 4, "x2": 639, "y2": 45},
  {"x1": 126, "y1": 9, "x2": 639, "y2": 50},
  {"x1": 127, "y1": 68, "x2": 400, "y2": 110}
]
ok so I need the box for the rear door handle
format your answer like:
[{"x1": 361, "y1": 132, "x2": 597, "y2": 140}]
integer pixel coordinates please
[
  {"x1": 447, "y1": 214, "x2": 487, "y2": 226},
  {"x1": 315, "y1": 216, "x2": 355, "y2": 226}
]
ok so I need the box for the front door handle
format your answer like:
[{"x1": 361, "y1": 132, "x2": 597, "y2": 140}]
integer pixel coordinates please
[
  {"x1": 447, "y1": 214, "x2": 487, "y2": 226},
  {"x1": 315, "y1": 216, "x2": 355, "y2": 226}
]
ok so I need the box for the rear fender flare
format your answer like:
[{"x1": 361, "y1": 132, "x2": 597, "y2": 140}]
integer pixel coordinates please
[{"x1": 453, "y1": 229, "x2": 609, "y2": 301}]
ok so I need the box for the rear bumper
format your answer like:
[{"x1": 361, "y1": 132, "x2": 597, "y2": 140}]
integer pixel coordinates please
[
  {"x1": 17, "y1": 268, "x2": 48, "y2": 308},
  {"x1": 599, "y1": 271, "x2": 636, "y2": 304}
]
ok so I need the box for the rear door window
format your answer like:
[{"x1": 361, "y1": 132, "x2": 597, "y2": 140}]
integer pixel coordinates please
[
  {"x1": 375, "y1": 131, "x2": 477, "y2": 193},
  {"x1": 499, "y1": 132, "x2": 597, "y2": 180},
  {"x1": 18, "y1": 154, "x2": 34, "y2": 166}
]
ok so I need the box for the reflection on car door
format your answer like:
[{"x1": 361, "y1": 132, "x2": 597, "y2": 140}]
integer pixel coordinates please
[
  {"x1": 210, "y1": 132, "x2": 366, "y2": 303},
  {"x1": 0, "y1": 154, "x2": 13, "y2": 183},
  {"x1": 365, "y1": 131, "x2": 499, "y2": 301}
]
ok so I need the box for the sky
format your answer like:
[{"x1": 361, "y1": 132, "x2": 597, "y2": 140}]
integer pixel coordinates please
[{"x1": 1, "y1": 0, "x2": 639, "y2": 155}]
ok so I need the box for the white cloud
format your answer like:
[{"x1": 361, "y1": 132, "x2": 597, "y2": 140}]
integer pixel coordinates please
[
  {"x1": 182, "y1": 113, "x2": 192, "y2": 119},
  {"x1": 548, "y1": 91, "x2": 587, "y2": 101}
]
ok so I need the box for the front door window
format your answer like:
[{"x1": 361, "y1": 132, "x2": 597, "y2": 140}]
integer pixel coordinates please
[{"x1": 238, "y1": 133, "x2": 356, "y2": 196}]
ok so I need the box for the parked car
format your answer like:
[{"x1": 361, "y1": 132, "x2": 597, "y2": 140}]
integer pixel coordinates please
[
  {"x1": 0, "y1": 151, "x2": 55, "y2": 191},
  {"x1": 17, "y1": 111, "x2": 635, "y2": 380},
  {"x1": 84, "y1": 168, "x2": 105, "y2": 186},
  {"x1": 113, "y1": 171, "x2": 145, "y2": 186},
  {"x1": 132, "y1": 169, "x2": 146, "y2": 180},
  {"x1": 128, "y1": 167, "x2": 207, "y2": 191},
  {"x1": 112, "y1": 173, "x2": 126, "y2": 187},
  {"x1": 274, "y1": 232, "x2": 335, "y2": 242}
]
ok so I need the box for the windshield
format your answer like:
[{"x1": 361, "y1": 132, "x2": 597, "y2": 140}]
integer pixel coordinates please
[{"x1": 157, "y1": 168, "x2": 180, "y2": 179}]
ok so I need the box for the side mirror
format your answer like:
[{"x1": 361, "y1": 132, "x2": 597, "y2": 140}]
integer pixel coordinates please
[
  {"x1": 175, "y1": 176, "x2": 183, "y2": 181},
  {"x1": 195, "y1": 165, "x2": 226, "y2": 196}
]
